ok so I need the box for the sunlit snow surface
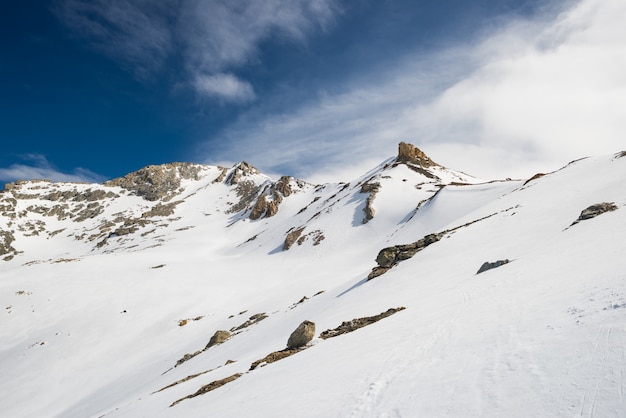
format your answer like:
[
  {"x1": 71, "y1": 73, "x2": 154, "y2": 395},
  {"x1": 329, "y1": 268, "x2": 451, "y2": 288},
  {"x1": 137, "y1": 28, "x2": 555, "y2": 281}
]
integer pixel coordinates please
[{"x1": 1, "y1": 154, "x2": 626, "y2": 417}]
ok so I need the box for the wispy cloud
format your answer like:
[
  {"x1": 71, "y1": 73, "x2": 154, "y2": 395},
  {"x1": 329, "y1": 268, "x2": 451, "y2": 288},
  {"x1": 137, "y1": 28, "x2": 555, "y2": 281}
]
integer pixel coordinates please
[
  {"x1": 194, "y1": 73, "x2": 255, "y2": 103},
  {"x1": 55, "y1": 0, "x2": 339, "y2": 99},
  {"x1": 0, "y1": 154, "x2": 106, "y2": 184},
  {"x1": 207, "y1": 0, "x2": 626, "y2": 181},
  {"x1": 55, "y1": 0, "x2": 176, "y2": 79}
]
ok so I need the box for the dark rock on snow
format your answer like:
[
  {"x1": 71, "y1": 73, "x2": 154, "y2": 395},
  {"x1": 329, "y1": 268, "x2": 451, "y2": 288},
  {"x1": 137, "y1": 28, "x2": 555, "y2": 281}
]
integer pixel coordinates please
[{"x1": 477, "y1": 259, "x2": 510, "y2": 274}]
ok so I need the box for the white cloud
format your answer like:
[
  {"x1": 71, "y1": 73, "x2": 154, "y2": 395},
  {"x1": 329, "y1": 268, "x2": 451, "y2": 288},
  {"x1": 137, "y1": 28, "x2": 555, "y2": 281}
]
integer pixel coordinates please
[
  {"x1": 0, "y1": 155, "x2": 106, "y2": 184},
  {"x1": 194, "y1": 73, "x2": 255, "y2": 103},
  {"x1": 56, "y1": 0, "x2": 339, "y2": 99},
  {"x1": 208, "y1": 0, "x2": 626, "y2": 181}
]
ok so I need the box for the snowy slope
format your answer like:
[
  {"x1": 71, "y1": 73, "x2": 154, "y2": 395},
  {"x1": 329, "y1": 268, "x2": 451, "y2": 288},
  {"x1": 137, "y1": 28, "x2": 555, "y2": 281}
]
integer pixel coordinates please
[{"x1": 1, "y1": 145, "x2": 626, "y2": 417}]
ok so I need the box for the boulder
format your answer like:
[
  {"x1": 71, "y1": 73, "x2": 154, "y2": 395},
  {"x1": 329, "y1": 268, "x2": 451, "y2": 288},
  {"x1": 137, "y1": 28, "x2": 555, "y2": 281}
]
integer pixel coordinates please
[{"x1": 287, "y1": 320, "x2": 316, "y2": 349}]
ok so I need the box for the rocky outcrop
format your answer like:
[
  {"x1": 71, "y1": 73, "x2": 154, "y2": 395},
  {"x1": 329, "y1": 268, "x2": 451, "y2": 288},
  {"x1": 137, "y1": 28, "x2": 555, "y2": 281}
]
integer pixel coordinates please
[
  {"x1": 283, "y1": 227, "x2": 305, "y2": 250},
  {"x1": 249, "y1": 347, "x2": 306, "y2": 371},
  {"x1": 477, "y1": 259, "x2": 510, "y2": 274},
  {"x1": 368, "y1": 233, "x2": 444, "y2": 280},
  {"x1": 140, "y1": 201, "x2": 183, "y2": 218},
  {"x1": 170, "y1": 373, "x2": 243, "y2": 407},
  {"x1": 570, "y1": 202, "x2": 618, "y2": 227},
  {"x1": 579, "y1": 202, "x2": 618, "y2": 220},
  {"x1": 230, "y1": 313, "x2": 268, "y2": 333},
  {"x1": 105, "y1": 162, "x2": 204, "y2": 201},
  {"x1": 397, "y1": 142, "x2": 438, "y2": 167},
  {"x1": 206, "y1": 330, "x2": 231, "y2": 349},
  {"x1": 319, "y1": 307, "x2": 406, "y2": 339},
  {"x1": 226, "y1": 181, "x2": 261, "y2": 214},
  {"x1": 0, "y1": 230, "x2": 17, "y2": 260},
  {"x1": 225, "y1": 161, "x2": 259, "y2": 185},
  {"x1": 523, "y1": 173, "x2": 546, "y2": 186},
  {"x1": 249, "y1": 176, "x2": 302, "y2": 220},
  {"x1": 360, "y1": 181, "x2": 380, "y2": 224},
  {"x1": 286, "y1": 321, "x2": 316, "y2": 349}
]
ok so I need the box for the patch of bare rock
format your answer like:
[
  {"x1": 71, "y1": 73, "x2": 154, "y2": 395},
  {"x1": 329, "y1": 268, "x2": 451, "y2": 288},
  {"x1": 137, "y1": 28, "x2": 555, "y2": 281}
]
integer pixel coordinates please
[
  {"x1": 360, "y1": 180, "x2": 381, "y2": 224},
  {"x1": 206, "y1": 330, "x2": 231, "y2": 348},
  {"x1": 476, "y1": 259, "x2": 510, "y2": 274},
  {"x1": 319, "y1": 307, "x2": 406, "y2": 339},
  {"x1": 570, "y1": 202, "x2": 618, "y2": 227},
  {"x1": 230, "y1": 312, "x2": 268, "y2": 332},
  {"x1": 105, "y1": 162, "x2": 204, "y2": 201},
  {"x1": 170, "y1": 373, "x2": 243, "y2": 407},
  {"x1": 368, "y1": 233, "x2": 444, "y2": 280},
  {"x1": 249, "y1": 176, "x2": 302, "y2": 220}
]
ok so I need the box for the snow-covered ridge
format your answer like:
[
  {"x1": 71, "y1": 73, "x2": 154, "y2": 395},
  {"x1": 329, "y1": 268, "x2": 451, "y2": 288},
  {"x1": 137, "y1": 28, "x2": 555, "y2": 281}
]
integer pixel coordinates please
[{"x1": 1, "y1": 146, "x2": 626, "y2": 417}]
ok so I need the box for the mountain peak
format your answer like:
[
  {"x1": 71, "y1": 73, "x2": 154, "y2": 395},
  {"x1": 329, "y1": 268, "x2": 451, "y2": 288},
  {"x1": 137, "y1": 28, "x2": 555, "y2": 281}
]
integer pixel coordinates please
[{"x1": 396, "y1": 142, "x2": 438, "y2": 167}]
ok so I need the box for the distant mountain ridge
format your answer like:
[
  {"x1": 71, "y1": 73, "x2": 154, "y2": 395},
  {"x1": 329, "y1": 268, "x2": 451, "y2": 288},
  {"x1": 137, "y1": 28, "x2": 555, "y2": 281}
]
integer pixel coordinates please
[{"x1": 0, "y1": 142, "x2": 479, "y2": 263}]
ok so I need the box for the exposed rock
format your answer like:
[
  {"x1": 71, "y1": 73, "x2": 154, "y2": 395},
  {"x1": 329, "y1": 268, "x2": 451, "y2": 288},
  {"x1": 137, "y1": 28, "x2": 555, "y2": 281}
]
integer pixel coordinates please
[
  {"x1": 249, "y1": 189, "x2": 281, "y2": 220},
  {"x1": 226, "y1": 180, "x2": 261, "y2": 214},
  {"x1": 274, "y1": 176, "x2": 294, "y2": 197},
  {"x1": 141, "y1": 201, "x2": 183, "y2": 218},
  {"x1": 578, "y1": 202, "x2": 618, "y2": 221},
  {"x1": 283, "y1": 227, "x2": 305, "y2": 251},
  {"x1": 230, "y1": 312, "x2": 268, "y2": 332},
  {"x1": 477, "y1": 259, "x2": 510, "y2": 274},
  {"x1": 360, "y1": 181, "x2": 380, "y2": 224},
  {"x1": 287, "y1": 320, "x2": 316, "y2": 349},
  {"x1": 175, "y1": 350, "x2": 203, "y2": 367},
  {"x1": 225, "y1": 161, "x2": 260, "y2": 185},
  {"x1": 0, "y1": 230, "x2": 17, "y2": 259},
  {"x1": 296, "y1": 230, "x2": 325, "y2": 247},
  {"x1": 73, "y1": 202, "x2": 105, "y2": 222},
  {"x1": 249, "y1": 347, "x2": 306, "y2": 371},
  {"x1": 212, "y1": 167, "x2": 228, "y2": 183},
  {"x1": 2, "y1": 182, "x2": 16, "y2": 191},
  {"x1": 615, "y1": 151, "x2": 626, "y2": 159},
  {"x1": 368, "y1": 233, "x2": 444, "y2": 280},
  {"x1": 155, "y1": 368, "x2": 216, "y2": 394},
  {"x1": 319, "y1": 307, "x2": 406, "y2": 339},
  {"x1": 249, "y1": 176, "x2": 302, "y2": 220},
  {"x1": 523, "y1": 173, "x2": 546, "y2": 186},
  {"x1": 397, "y1": 142, "x2": 438, "y2": 167},
  {"x1": 105, "y1": 162, "x2": 204, "y2": 201},
  {"x1": 170, "y1": 373, "x2": 243, "y2": 407},
  {"x1": 206, "y1": 330, "x2": 231, "y2": 349}
]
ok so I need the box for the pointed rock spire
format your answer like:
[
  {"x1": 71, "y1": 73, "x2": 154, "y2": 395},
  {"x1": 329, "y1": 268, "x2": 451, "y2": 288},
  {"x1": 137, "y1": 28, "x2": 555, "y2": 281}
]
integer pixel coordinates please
[{"x1": 396, "y1": 142, "x2": 438, "y2": 167}]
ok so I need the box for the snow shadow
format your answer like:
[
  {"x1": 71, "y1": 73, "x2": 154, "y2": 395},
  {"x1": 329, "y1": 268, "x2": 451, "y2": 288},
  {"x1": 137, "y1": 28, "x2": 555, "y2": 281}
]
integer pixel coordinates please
[{"x1": 336, "y1": 277, "x2": 368, "y2": 297}]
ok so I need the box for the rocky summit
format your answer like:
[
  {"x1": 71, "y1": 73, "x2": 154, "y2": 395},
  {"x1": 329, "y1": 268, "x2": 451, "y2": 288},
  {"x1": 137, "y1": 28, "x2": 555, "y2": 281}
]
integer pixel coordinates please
[{"x1": 1, "y1": 145, "x2": 626, "y2": 418}]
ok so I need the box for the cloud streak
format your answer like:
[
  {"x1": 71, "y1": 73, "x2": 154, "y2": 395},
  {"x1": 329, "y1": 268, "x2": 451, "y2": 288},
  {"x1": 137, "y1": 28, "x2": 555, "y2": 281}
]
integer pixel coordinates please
[
  {"x1": 55, "y1": 0, "x2": 339, "y2": 100},
  {"x1": 207, "y1": 0, "x2": 626, "y2": 182},
  {"x1": 0, "y1": 154, "x2": 106, "y2": 184}
]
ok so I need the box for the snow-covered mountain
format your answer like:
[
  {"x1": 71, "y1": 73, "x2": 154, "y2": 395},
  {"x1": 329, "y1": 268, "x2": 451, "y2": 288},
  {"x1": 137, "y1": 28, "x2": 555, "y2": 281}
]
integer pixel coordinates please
[{"x1": 2, "y1": 144, "x2": 625, "y2": 417}]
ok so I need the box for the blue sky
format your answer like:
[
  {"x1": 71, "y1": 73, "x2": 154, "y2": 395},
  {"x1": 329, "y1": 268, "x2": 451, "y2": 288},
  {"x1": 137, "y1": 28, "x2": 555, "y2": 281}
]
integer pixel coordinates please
[{"x1": 1, "y1": 0, "x2": 625, "y2": 184}]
